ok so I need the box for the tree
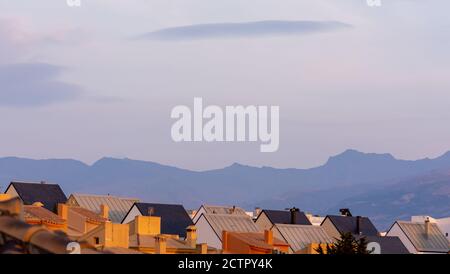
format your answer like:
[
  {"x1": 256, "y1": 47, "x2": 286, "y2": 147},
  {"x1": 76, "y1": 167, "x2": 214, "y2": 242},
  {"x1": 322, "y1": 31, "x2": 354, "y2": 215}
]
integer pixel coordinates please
[{"x1": 315, "y1": 232, "x2": 371, "y2": 254}]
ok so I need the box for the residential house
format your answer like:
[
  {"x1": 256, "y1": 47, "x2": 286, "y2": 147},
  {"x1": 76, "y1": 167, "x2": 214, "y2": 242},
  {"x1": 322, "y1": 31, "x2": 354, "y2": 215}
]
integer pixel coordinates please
[
  {"x1": 271, "y1": 224, "x2": 332, "y2": 254},
  {"x1": 354, "y1": 235, "x2": 410, "y2": 254},
  {"x1": 57, "y1": 203, "x2": 109, "y2": 238},
  {"x1": 127, "y1": 215, "x2": 211, "y2": 254},
  {"x1": 412, "y1": 215, "x2": 450, "y2": 241},
  {"x1": 222, "y1": 230, "x2": 289, "y2": 254},
  {"x1": 192, "y1": 204, "x2": 248, "y2": 223},
  {"x1": 195, "y1": 213, "x2": 261, "y2": 249},
  {"x1": 23, "y1": 203, "x2": 67, "y2": 231},
  {"x1": 122, "y1": 202, "x2": 193, "y2": 238},
  {"x1": 321, "y1": 212, "x2": 379, "y2": 239},
  {"x1": 255, "y1": 208, "x2": 312, "y2": 231},
  {"x1": 4, "y1": 181, "x2": 67, "y2": 212},
  {"x1": 67, "y1": 193, "x2": 139, "y2": 223},
  {"x1": 386, "y1": 219, "x2": 450, "y2": 254}
]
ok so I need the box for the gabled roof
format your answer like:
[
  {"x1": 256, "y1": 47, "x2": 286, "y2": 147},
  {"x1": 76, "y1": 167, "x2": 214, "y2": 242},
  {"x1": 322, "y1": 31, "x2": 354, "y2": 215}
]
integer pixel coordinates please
[
  {"x1": 393, "y1": 221, "x2": 449, "y2": 253},
  {"x1": 274, "y1": 224, "x2": 332, "y2": 251},
  {"x1": 133, "y1": 202, "x2": 193, "y2": 238},
  {"x1": 68, "y1": 194, "x2": 138, "y2": 223},
  {"x1": 202, "y1": 205, "x2": 247, "y2": 215},
  {"x1": 325, "y1": 215, "x2": 379, "y2": 236},
  {"x1": 69, "y1": 206, "x2": 108, "y2": 224},
  {"x1": 228, "y1": 232, "x2": 289, "y2": 250},
  {"x1": 355, "y1": 235, "x2": 410, "y2": 254},
  {"x1": 23, "y1": 205, "x2": 66, "y2": 225},
  {"x1": 7, "y1": 182, "x2": 67, "y2": 212},
  {"x1": 200, "y1": 213, "x2": 260, "y2": 241},
  {"x1": 261, "y1": 209, "x2": 312, "y2": 225}
]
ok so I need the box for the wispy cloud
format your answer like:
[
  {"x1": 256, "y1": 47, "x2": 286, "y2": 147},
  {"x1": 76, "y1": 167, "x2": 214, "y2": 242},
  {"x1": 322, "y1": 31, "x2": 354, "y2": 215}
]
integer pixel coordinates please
[
  {"x1": 0, "y1": 63, "x2": 83, "y2": 107},
  {"x1": 140, "y1": 20, "x2": 351, "y2": 41}
]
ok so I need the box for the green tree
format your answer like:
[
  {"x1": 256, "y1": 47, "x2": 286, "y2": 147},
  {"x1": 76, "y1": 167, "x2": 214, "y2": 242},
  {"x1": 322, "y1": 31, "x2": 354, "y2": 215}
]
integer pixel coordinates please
[{"x1": 315, "y1": 232, "x2": 371, "y2": 254}]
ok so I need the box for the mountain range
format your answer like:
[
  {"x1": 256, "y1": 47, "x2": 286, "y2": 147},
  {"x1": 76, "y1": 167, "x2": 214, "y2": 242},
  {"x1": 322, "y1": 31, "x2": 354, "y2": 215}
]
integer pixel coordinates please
[{"x1": 1, "y1": 149, "x2": 450, "y2": 230}]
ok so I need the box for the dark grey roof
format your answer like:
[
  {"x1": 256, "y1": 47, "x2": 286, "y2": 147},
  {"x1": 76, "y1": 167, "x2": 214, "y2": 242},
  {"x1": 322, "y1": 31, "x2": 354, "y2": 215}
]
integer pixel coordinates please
[
  {"x1": 326, "y1": 215, "x2": 379, "y2": 236},
  {"x1": 262, "y1": 209, "x2": 312, "y2": 225},
  {"x1": 134, "y1": 202, "x2": 193, "y2": 238},
  {"x1": 356, "y1": 235, "x2": 410, "y2": 254},
  {"x1": 7, "y1": 182, "x2": 67, "y2": 212}
]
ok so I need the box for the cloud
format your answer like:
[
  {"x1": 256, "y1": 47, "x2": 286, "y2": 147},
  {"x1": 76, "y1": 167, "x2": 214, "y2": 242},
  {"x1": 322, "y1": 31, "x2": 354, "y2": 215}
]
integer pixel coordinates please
[
  {"x1": 140, "y1": 20, "x2": 351, "y2": 41},
  {"x1": 0, "y1": 63, "x2": 83, "y2": 107}
]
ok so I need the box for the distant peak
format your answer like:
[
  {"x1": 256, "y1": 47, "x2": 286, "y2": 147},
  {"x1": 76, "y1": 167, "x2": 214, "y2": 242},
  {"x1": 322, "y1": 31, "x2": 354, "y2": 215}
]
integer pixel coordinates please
[{"x1": 326, "y1": 149, "x2": 395, "y2": 165}]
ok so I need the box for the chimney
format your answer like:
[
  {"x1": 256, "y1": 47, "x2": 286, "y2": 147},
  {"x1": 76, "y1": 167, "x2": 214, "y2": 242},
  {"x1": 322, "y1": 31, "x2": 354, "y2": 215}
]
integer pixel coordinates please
[
  {"x1": 254, "y1": 207, "x2": 262, "y2": 218},
  {"x1": 196, "y1": 243, "x2": 208, "y2": 254},
  {"x1": 186, "y1": 225, "x2": 197, "y2": 248},
  {"x1": 57, "y1": 203, "x2": 68, "y2": 220},
  {"x1": 339, "y1": 208, "x2": 352, "y2": 217},
  {"x1": 290, "y1": 207, "x2": 299, "y2": 224},
  {"x1": 40, "y1": 181, "x2": 46, "y2": 184},
  {"x1": 356, "y1": 216, "x2": 362, "y2": 235},
  {"x1": 100, "y1": 204, "x2": 109, "y2": 219},
  {"x1": 148, "y1": 207, "x2": 155, "y2": 216},
  {"x1": 230, "y1": 206, "x2": 236, "y2": 214},
  {"x1": 425, "y1": 218, "x2": 431, "y2": 238},
  {"x1": 222, "y1": 231, "x2": 229, "y2": 251},
  {"x1": 264, "y1": 230, "x2": 274, "y2": 245},
  {"x1": 155, "y1": 235, "x2": 167, "y2": 254}
]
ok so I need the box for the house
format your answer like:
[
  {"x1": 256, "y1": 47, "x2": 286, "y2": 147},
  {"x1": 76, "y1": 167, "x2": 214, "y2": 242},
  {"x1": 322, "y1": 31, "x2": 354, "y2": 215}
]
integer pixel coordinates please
[
  {"x1": 411, "y1": 215, "x2": 450, "y2": 241},
  {"x1": 195, "y1": 213, "x2": 261, "y2": 249},
  {"x1": 354, "y1": 235, "x2": 410, "y2": 254},
  {"x1": 386, "y1": 219, "x2": 450, "y2": 254},
  {"x1": 255, "y1": 208, "x2": 312, "y2": 231},
  {"x1": 67, "y1": 193, "x2": 139, "y2": 223},
  {"x1": 126, "y1": 215, "x2": 211, "y2": 254},
  {"x1": 192, "y1": 204, "x2": 247, "y2": 223},
  {"x1": 122, "y1": 202, "x2": 193, "y2": 238},
  {"x1": 4, "y1": 181, "x2": 67, "y2": 212},
  {"x1": 321, "y1": 211, "x2": 379, "y2": 239},
  {"x1": 23, "y1": 203, "x2": 67, "y2": 231},
  {"x1": 271, "y1": 224, "x2": 332, "y2": 254},
  {"x1": 57, "y1": 203, "x2": 109, "y2": 238},
  {"x1": 222, "y1": 230, "x2": 289, "y2": 254},
  {"x1": 78, "y1": 221, "x2": 130, "y2": 250}
]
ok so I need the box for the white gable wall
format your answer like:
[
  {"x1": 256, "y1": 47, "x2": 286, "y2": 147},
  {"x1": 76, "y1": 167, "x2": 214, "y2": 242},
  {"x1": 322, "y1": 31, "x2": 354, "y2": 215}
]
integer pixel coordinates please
[
  {"x1": 5, "y1": 185, "x2": 19, "y2": 199},
  {"x1": 192, "y1": 206, "x2": 206, "y2": 223},
  {"x1": 255, "y1": 212, "x2": 274, "y2": 231},
  {"x1": 386, "y1": 223, "x2": 417, "y2": 254},
  {"x1": 121, "y1": 205, "x2": 142, "y2": 224},
  {"x1": 195, "y1": 215, "x2": 222, "y2": 250}
]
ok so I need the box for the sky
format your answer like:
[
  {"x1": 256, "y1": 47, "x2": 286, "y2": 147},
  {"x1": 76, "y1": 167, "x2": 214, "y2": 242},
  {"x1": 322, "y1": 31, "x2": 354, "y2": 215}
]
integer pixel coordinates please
[{"x1": 0, "y1": 0, "x2": 449, "y2": 170}]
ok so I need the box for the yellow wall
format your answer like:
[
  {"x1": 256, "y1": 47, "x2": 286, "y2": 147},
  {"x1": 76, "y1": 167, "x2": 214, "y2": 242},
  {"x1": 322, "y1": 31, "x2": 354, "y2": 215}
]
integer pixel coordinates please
[
  {"x1": 0, "y1": 194, "x2": 11, "y2": 201},
  {"x1": 133, "y1": 216, "x2": 161, "y2": 235}
]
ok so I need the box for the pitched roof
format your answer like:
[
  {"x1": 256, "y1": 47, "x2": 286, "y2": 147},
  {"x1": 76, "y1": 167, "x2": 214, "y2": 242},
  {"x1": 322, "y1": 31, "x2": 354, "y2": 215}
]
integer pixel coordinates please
[
  {"x1": 23, "y1": 205, "x2": 66, "y2": 225},
  {"x1": 134, "y1": 203, "x2": 193, "y2": 238},
  {"x1": 228, "y1": 232, "x2": 289, "y2": 250},
  {"x1": 325, "y1": 215, "x2": 379, "y2": 236},
  {"x1": 274, "y1": 224, "x2": 332, "y2": 251},
  {"x1": 202, "y1": 205, "x2": 247, "y2": 215},
  {"x1": 355, "y1": 235, "x2": 410, "y2": 254},
  {"x1": 7, "y1": 182, "x2": 67, "y2": 212},
  {"x1": 261, "y1": 209, "x2": 312, "y2": 225},
  {"x1": 69, "y1": 206, "x2": 108, "y2": 224},
  {"x1": 68, "y1": 194, "x2": 138, "y2": 223},
  {"x1": 201, "y1": 213, "x2": 260, "y2": 241},
  {"x1": 394, "y1": 221, "x2": 449, "y2": 253}
]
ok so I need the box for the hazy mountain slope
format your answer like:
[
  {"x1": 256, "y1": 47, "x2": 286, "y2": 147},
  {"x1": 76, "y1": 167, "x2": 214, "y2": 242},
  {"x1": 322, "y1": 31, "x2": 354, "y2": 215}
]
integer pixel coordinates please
[{"x1": 0, "y1": 149, "x2": 449, "y2": 228}]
